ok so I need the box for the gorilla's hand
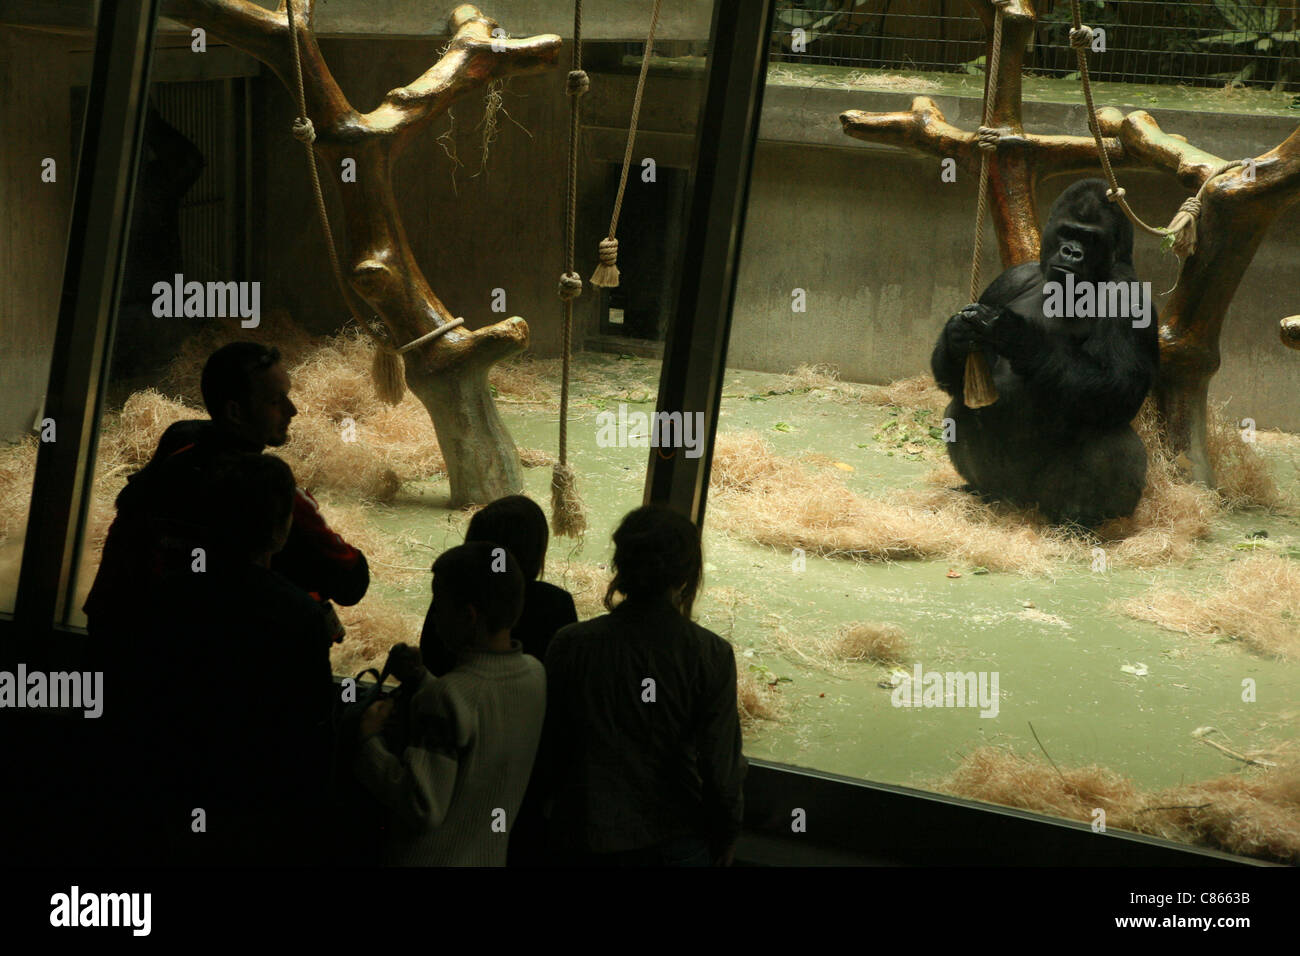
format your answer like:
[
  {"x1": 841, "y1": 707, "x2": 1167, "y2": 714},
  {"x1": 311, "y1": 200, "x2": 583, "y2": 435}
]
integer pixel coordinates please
[
  {"x1": 971, "y1": 306, "x2": 1028, "y2": 360},
  {"x1": 943, "y1": 305, "x2": 990, "y2": 356}
]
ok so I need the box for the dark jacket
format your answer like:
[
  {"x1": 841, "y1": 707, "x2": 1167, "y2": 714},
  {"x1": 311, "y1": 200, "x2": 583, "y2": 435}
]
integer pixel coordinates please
[
  {"x1": 540, "y1": 595, "x2": 746, "y2": 856},
  {"x1": 419, "y1": 578, "x2": 577, "y2": 677},
  {"x1": 153, "y1": 558, "x2": 337, "y2": 864},
  {"x1": 85, "y1": 419, "x2": 369, "y2": 632}
]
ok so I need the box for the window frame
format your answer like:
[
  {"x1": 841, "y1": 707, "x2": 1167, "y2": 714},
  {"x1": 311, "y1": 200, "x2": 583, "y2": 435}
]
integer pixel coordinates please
[
  {"x1": 0, "y1": 0, "x2": 1246, "y2": 867},
  {"x1": 6, "y1": 0, "x2": 161, "y2": 651}
]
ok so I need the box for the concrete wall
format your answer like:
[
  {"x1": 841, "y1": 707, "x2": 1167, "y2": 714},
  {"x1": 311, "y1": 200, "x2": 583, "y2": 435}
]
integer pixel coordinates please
[
  {"x1": 734, "y1": 86, "x2": 1300, "y2": 433},
  {"x1": 4, "y1": 0, "x2": 717, "y2": 42},
  {"x1": 3, "y1": 21, "x2": 1299, "y2": 439}
]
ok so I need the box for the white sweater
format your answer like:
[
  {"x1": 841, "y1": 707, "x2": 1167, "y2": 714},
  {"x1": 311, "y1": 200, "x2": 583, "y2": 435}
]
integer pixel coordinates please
[{"x1": 355, "y1": 643, "x2": 546, "y2": 866}]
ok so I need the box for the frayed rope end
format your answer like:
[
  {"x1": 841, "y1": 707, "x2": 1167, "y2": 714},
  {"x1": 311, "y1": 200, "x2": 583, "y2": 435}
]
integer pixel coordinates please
[{"x1": 551, "y1": 461, "x2": 587, "y2": 538}]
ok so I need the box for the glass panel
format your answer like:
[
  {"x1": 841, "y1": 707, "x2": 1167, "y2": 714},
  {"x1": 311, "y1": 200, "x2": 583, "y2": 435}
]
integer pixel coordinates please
[
  {"x1": 0, "y1": 10, "x2": 104, "y2": 614},
  {"x1": 712, "y1": 2, "x2": 1300, "y2": 862},
  {"x1": 66, "y1": 4, "x2": 716, "y2": 688}
]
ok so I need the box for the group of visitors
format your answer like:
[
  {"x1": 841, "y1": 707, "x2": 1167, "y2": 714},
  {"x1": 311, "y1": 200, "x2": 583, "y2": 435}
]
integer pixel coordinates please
[{"x1": 85, "y1": 341, "x2": 746, "y2": 866}]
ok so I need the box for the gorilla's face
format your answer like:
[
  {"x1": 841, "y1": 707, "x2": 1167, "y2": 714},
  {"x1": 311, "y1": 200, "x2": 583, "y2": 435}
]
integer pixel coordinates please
[
  {"x1": 1039, "y1": 179, "x2": 1132, "y2": 286},
  {"x1": 1041, "y1": 219, "x2": 1114, "y2": 285}
]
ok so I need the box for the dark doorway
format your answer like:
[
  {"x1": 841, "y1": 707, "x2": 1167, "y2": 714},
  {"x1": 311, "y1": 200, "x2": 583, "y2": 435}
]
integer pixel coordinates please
[
  {"x1": 71, "y1": 78, "x2": 250, "y2": 381},
  {"x1": 597, "y1": 162, "x2": 690, "y2": 345}
]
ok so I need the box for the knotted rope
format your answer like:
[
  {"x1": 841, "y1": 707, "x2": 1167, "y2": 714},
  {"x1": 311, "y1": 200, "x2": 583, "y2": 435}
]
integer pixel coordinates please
[
  {"x1": 1067, "y1": 0, "x2": 1247, "y2": 267},
  {"x1": 962, "y1": 0, "x2": 1012, "y2": 409},
  {"x1": 589, "y1": 0, "x2": 665, "y2": 288},
  {"x1": 551, "y1": 0, "x2": 590, "y2": 537}
]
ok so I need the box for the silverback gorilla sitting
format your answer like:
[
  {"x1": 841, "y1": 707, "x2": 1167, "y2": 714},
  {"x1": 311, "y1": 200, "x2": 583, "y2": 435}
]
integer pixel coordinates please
[{"x1": 931, "y1": 179, "x2": 1159, "y2": 526}]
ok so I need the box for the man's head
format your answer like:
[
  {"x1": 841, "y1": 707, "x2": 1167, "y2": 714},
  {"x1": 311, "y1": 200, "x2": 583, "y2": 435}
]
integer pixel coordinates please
[
  {"x1": 201, "y1": 342, "x2": 296, "y2": 449},
  {"x1": 430, "y1": 542, "x2": 525, "y2": 653},
  {"x1": 210, "y1": 453, "x2": 297, "y2": 564}
]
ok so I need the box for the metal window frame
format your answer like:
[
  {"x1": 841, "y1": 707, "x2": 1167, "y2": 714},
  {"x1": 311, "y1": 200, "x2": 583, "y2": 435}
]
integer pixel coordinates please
[
  {"x1": 643, "y1": 0, "x2": 775, "y2": 521},
  {"x1": 0, "y1": 0, "x2": 1251, "y2": 867},
  {"x1": 5, "y1": 0, "x2": 160, "y2": 655},
  {"x1": 641, "y1": 0, "x2": 1250, "y2": 866}
]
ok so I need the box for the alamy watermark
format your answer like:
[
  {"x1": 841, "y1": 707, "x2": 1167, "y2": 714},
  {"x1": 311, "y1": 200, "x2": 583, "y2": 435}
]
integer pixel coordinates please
[
  {"x1": 595, "y1": 404, "x2": 705, "y2": 459},
  {"x1": 152, "y1": 273, "x2": 260, "y2": 328},
  {"x1": 0, "y1": 664, "x2": 102, "y2": 718},
  {"x1": 1043, "y1": 273, "x2": 1152, "y2": 329},
  {"x1": 50, "y1": 886, "x2": 150, "y2": 936},
  {"x1": 890, "y1": 663, "x2": 999, "y2": 718}
]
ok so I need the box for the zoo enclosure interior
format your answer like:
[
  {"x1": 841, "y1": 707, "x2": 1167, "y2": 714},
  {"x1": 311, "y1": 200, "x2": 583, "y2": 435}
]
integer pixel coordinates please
[{"x1": 2, "y1": 0, "x2": 1297, "y2": 865}]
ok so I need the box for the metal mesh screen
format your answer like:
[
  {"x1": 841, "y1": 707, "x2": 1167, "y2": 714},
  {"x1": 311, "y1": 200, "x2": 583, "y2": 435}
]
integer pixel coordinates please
[
  {"x1": 70, "y1": 78, "x2": 248, "y2": 284},
  {"x1": 770, "y1": 1, "x2": 1300, "y2": 92},
  {"x1": 152, "y1": 80, "x2": 237, "y2": 283}
]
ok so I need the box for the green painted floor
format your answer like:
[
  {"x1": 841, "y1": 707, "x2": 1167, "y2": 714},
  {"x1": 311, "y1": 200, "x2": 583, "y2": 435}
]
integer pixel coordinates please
[{"x1": 358, "y1": 352, "x2": 1300, "y2": 796}]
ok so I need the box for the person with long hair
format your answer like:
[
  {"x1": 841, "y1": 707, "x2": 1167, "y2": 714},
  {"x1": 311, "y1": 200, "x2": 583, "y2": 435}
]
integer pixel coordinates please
[{"x1": 541, "y1": 504, "x2": 746, "y2": 866}]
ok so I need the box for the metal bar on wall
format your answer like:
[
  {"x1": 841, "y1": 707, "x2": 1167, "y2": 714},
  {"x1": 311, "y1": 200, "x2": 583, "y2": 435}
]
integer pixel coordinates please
[
  {"x1": 12, "y1": 0, "x2": 161, "y2": 644},
  {"x1": 224, "y1": 78, "x2": 238, "y2": 279},
  {"x1": 240, "y1": 76, "x2": 254, "y2": 280},
  {"x1": 644, "y1": 0, "x2": 778, "y2": 522}
]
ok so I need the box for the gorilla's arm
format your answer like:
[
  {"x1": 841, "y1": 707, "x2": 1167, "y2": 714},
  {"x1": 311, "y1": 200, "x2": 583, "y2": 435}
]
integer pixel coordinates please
[
  {"x1": 984, "y1": 288, "x2": 1159, "y2": 427},
  {"x1": 931, "y1": 317, "x2": 971, "y2": 396},
  {"x1": 931, "y1": 264, "x2": 1039, "y2": 396},
  {"x1": 977, "y1": 262, "x2": 1042, "y2": 311}
]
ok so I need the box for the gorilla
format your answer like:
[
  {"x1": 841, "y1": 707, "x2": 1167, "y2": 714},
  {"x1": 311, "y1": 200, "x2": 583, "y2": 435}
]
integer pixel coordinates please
[{"x1": 931, "y1": 179, "x2": 1160, "y2": 526}]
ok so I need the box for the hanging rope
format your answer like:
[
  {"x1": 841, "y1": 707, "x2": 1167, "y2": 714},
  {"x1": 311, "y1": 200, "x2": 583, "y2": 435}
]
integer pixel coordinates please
[
  {"x1": 589, "y1": 0, "x2": 665, "y2": 288},
  {"x1": 288, "y1": 2, "x2": 456, "y2": 405},
  {"x1": 287, "y1": 2, "x2": 363, "y2": 328},
  {"x1": 1067, "y1": 0, "x2": 1246, "y2": 262},
  {"x1": 551, "y1": 0, "x2": 590, "y2": 537},
  {"x1": 962, "y1": 0, "x2": 1011, "y2": 410}
]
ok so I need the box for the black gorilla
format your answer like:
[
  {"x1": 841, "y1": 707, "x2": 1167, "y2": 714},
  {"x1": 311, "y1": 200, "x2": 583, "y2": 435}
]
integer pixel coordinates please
[{"x1": 931, "y1": 179, "x2": 1159, "y2": 526}]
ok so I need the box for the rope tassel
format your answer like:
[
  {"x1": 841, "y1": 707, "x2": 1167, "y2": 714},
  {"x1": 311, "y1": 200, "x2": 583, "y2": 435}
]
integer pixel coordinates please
[
  {"x1": 589, "y1": 0, "x2": 663, "y2": 293},
  {"x1": 369, "y1": 318, "x2": 466, "y2": 405},
  {"x1": 372, "y1": 347, "x2": 407, "y2": 406},
  {"x1": 590, "y1": 237, "x2": 620, "y2": 288},
  {"x1": 551, "y1": 460, "x2": 587, "y2": 538},
  {"x1": 963, "y1": 354, "x2": 998, "y2": 409},
  {"x1": 1164, "y1": 196, "x2": 1203, "y2": 259}
]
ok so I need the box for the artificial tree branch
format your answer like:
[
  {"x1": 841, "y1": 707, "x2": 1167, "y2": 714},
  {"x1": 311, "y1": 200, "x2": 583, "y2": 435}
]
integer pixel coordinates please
[
  {"x1": 164, "y1": 0, "x2": 354, "y2": 136},
  {"x1": 969, "y1": 0, "x2": 1036, "y2": 133},
  {"x1": 840, "y1": 98, "x2": 1131, "y2": 173},
  {"x1": 1116, "y1": 111, "x2": 1240, "y2": 189},
  {"x1": 841, "y1": 97, "x2": 1137, "y2": 262},
  {"x1": 369, "y1": 5, "x2": 562, "y2": 141},
  {"x1": 1150, "y1": 126, "x2": 1300, "y2": 483},
  {"x1": 162, "y1": 0, "x2": 287, "y2": 67},
  {"x1": 160, "y1": 0, "x2": 563, "y2": 506},
  {"x1": 840, "y1": 97, "x2": 974, "y2": 165},
  {"x1": 1237, "y1": 125, "x2": 1300, "y2": 200}
]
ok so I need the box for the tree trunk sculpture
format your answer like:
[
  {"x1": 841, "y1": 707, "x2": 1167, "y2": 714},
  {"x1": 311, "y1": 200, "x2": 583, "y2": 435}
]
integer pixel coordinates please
[
  {"x1": 165, "y1": 0, "x2": 562, "y2": 506},
  {"x1": 841, "y1": 0, "x2": 1300, "y2": 486}
]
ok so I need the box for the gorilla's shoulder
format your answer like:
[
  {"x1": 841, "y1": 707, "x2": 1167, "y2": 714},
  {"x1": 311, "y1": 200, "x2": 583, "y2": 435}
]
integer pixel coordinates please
[{"x1": 978, "y1": 262, "x2": 1041, "y2": 311}]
